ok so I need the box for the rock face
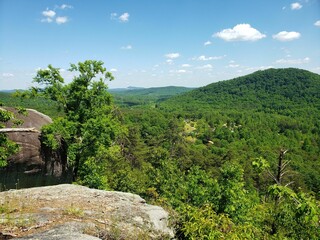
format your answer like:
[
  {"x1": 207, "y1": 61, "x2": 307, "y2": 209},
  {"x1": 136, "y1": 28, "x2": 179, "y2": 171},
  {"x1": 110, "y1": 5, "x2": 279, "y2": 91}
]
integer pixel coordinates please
[
  {"x1": 0, "y1": 184, "x2": 174, "y2": 239},
  {"x1": 0, "y1": 108, "x2": 71, "y2": 190}
]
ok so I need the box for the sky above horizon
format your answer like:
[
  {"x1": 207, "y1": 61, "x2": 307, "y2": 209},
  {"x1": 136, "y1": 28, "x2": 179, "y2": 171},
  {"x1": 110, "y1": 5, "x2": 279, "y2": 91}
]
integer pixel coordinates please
[{"x1": 0, "y1": 0, "x2": 319, "y2": 89}]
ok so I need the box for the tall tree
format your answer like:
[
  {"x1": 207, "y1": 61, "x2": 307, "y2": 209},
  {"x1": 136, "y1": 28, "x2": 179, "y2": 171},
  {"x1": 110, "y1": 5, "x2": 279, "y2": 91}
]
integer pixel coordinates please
[{"x1": 25, "y1": 60, "x2": 123, "y2": 188}]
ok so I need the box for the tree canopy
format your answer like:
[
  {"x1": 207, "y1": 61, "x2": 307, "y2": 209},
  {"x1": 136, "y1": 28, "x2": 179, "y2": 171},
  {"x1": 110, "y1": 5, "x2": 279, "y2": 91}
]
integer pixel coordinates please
[{"x1": 24, "y1": 60, "x2": 123, "y2": 187}]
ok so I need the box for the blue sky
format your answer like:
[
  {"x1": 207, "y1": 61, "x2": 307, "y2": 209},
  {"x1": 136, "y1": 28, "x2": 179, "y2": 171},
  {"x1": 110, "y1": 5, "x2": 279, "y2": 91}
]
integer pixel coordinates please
[{"x1": 0, "y1": 0, "x2": 319, "y2": 89}]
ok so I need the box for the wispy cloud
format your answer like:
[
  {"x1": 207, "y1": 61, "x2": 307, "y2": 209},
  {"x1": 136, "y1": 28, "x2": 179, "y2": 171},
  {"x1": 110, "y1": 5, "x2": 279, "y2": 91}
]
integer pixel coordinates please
[
  {"x1": 42, "y1": 9, "x2": 56, "y2": 18},
  {"x1": 275, "y1": 57, "x2": 310, "y2": 65},
  {"x1": 197, "y1": 64, "x2": 213, "y2": 70},
  {"x1": 314, "y1": 20, "x2": 320, "y2": 27},
  {"x1": 214, "y1": 24, "x2": 266, "y2": 41},
  {"x1": 110, "y1": 68, "x2": 118, "y2": 72},
  {"x1": 193, "y1": 55, "x2": 225, "y2": 61},
  {"x1": 166, "y1": 59, "x2": 174, "y2": 64},
  {"x1": 228, "y1": 64, "x2": 240, "y2": 68},
  {"x1": 110, "y1": 13, "x2": 118, "y2": 20},
  {"x1": 169, "y1": 69, "x2": 191, "y2": 74},
  {"x1": 273, "y1": 31, "x2": 301, "y2": 41},
  {"x1": 204, "y1": 41, "x2": 212, "y2": 46},
  {"x1": 119, "y1": 12, "x2": 130, "y2": 22},
  {"x1": 165, "y1": 53, "x2": 180, "y2": 59},
  {"x1": 56, "y1": 16, "x2": 68, "y2": 24},
  {"x1": 291, "y1": 2, "x2": 302, "y2": 10},
  {"x1": 121, "y1": 45, "x2": 132, "y2": 50},
  {"x1": 41, "y1": 6, "x2": 71, "y2": 24},
  {"x1": 2, "y1": 73, "x2": 14, "y2": 77},
  {"x1": 246, "y1": 66, "x2": 274, "y2": 71},
  {"x1": 58, "y1": 4, "x2": 73, "y2": 10},
  {"x1": 41, "y1": 18, "x2": 53, "y2": 23},
  {"x1": 182, "y1": 64, "x2": 192, "y2": 68},
  {"x1": 111, "y1": 12, "x2": 130, "y2": 22}
]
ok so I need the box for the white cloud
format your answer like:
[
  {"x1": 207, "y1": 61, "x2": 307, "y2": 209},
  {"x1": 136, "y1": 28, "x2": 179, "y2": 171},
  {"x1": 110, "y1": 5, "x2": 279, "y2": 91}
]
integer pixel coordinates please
[
  {"x1": 204, "y1": 41, "x2": 212, "y2": 46},
  {"x1": 41, "y1": 7, "x2": 72, "y2": 24},
  {"x1": 245, "y1": 66, "x2": 273, "y2": 71},
  {"x1": 111, "y1": 12, "x2": 129, "y2": 22},
  {"x1": 166, "y1": 59, "x2": 174, "y2": 64},
  {"x1": 275, "y1": 57, "x2": 310, "y2": 64},
  {"x1": 42, "y1": 9, "x2": 56, "y2": 18},
  {"x1": 272, "y1": 31, "x2": 301, "y2": 41},
  {"x1": 169, "y1": 69, "x2": 191, "y2": 74},
  {"x1": 165, "y1": 53, "x2": 180, "y2": 59},
  {"x1": 59, "y1": 4, "x2": 73, "y2": 10},
  {"x1": 2, "y1": 73, "x2": 14, "y2": 77},
  {"x1": 119, "y1": 12, "x2": 129, "y2": 22},
  {"x1": 291, "y1": 2, "x2": 302, "y2": 10},
  {"x1": 214, "y1": 24, "x2": 266, "y2": 41},
  {"x1": 228, "y1": 64, "x2": 240, "y2": 68},
  {"x1": 56, "y1": 16, "x2": 68, "y2": 24},
  {"x1": 110, "y1": 68, "x2": 118, "y2": 72},
  {"x1": 195, "y1": 55, "x2": 225, "y2": 61},
  {"x1": 182, "y1": 64, "x2": 191, "y2": 68},
  {"x1": 197, "y1": 64, "x2": 213, "y2": 69},
  {"x1": 121, "y1": 45, "x2": 132, "y2": 50},
  {"x1": 314, "y1": 20, "x2": 320, "y2": 27}
]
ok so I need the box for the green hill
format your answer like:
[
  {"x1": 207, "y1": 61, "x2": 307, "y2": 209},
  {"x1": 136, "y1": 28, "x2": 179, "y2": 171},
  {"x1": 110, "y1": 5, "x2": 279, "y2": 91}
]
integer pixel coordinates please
[
  {"x1": 162, "y1": 68, "x2": 320, "y2": 114},
  {"x1": 158, "y1": 68, "x2": 320, "y2": 194},
  {"x1": 110, "y1": 86, "x2": 193, "y2": 107},
  {"x1": 0, "y1": 92, "x2": 62, "y2": 118}
]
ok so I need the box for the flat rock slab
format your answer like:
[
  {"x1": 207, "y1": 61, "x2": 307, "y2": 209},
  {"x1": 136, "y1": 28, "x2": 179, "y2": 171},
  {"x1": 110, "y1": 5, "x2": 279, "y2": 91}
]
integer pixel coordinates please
[{"x1": 0, "y1": 184, "x2": 174, "y2": 239}]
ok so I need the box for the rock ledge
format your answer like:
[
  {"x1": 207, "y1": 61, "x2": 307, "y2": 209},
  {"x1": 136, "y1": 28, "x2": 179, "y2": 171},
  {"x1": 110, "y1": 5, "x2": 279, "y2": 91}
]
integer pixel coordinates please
[{"x1": 0, "y1": 184, "x2": 174, "y2": 239}]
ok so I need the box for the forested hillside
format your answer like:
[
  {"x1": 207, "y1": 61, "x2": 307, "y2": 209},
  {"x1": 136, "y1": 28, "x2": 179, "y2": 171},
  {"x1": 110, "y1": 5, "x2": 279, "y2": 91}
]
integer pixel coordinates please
[
  {"x1": 110, "y1": 86, "x2": 193, "y2": 107},
  {"x1": 158, "y1": 68, "x2": 320, "y2": 194},
  {"x1": 162, "y1": 68, "x2": 320, "y2": 113},
  {"x1": 1, "y1": 65, "x2": 319, "y2": 239}
]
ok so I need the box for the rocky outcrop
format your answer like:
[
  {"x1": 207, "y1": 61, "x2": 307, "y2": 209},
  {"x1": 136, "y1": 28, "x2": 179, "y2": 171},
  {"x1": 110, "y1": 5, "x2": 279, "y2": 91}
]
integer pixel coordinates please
[
  {"x1": 0, "y1": 184, "x2": 174, "y2": 239},
  {"x1": 0, "y1": 108, "x2": 71, "y2": 190}
]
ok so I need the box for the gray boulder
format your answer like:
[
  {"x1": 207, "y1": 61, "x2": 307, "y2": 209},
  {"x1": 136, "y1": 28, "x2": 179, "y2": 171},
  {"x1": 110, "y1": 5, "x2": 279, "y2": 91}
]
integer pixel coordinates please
[
  {"x1": 0, "y1": 184, "x2": 174, "y2": 239},
  {"x1": 0, "y1": 108, "x2": 71, "y2": 190}
]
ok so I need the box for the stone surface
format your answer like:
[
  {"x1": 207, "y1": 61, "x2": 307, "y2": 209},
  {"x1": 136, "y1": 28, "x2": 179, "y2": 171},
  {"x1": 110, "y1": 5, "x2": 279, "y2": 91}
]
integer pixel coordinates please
[
  {"x1": 0, "y1": 108, "x2": 71, "y2": 190},
  {"x1": 0, "y1": 184, "x2": 174, "y2": 239}
]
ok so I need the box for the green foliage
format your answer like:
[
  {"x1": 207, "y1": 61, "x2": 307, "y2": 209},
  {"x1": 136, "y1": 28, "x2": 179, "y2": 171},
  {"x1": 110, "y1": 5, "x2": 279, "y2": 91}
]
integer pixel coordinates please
[
  {"x1": 182, "y1": 166, "x2": 220, "y2": 207},
  {"x1": 268, "y1": 184, "x2": 320, "y2": 239},
  {"x1": 218, "y1": 162, "x2": 253, "y2": 222},
  {"x1": 25, "y1": 60, "x2": 123, "y2": 188},
  {"x1": 0, "y1": 109, "x2": 19, "y2": 167},
  {"x1": 163, "y1": 68, "x2": 320, "y2": 113},
  {"x1": 3, "y1": 66, "x2": 320, "y2": 238},
  {"x1": 0, "y1": 92, "x2": 62, "y2": 119},
  {"x1": 177, "y1": 203, "x2": 265, "y2": 240}
]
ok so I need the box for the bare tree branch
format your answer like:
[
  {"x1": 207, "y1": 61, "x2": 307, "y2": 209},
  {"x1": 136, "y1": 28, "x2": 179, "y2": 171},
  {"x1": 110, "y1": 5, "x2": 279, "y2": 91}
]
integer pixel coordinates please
[{"x1": 0, "y1": 128, "x2": 40, "y2": 133}]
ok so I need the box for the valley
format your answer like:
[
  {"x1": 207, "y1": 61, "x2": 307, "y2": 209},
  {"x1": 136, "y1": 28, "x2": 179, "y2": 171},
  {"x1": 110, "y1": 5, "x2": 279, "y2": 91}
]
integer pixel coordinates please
[{"x1": 1, "y1": 67, "x2": 319, "y2": 239}]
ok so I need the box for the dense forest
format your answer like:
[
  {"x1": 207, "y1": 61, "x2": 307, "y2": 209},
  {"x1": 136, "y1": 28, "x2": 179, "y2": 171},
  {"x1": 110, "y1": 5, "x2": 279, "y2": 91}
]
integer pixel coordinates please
[
  {"x1": 110, "y1": 86, "x2": 193, "y2": 107},
  {"x1": 1, "y1": 62, "x2": 319, "y2": 239}
]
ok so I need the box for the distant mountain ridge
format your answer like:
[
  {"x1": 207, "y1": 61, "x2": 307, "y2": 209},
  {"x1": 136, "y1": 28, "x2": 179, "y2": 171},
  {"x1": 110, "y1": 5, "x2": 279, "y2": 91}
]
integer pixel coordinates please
[
  {"x1": 110, "y1": 86, "x2": 194, "y2": 107},
  {"x1": 110, "y1": 86, "x2": 194, "y2": 96},
  {"x1": 162, "y1": 68, "x2": 320, "y2": 112}
]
